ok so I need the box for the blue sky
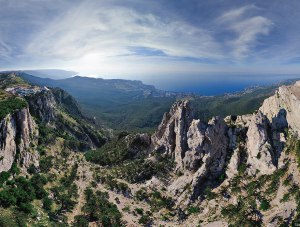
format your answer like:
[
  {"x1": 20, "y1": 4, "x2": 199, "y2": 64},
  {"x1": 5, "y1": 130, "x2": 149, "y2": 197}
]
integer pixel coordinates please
[{"x1": 1, "y1": 0, "x2": 300, "y2": 81}]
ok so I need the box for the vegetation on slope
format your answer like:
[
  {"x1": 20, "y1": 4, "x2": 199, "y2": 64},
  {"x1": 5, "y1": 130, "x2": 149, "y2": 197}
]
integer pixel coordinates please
[
  {"x1": 0, "y1": 73, "x2": 28, "y2": 89},
  {"x1": 0, "y1": 97, "x2": 27, "y2": 119},
  {"x1": 0, "y1": 74, "x2": 29, "y2": 119},
  {"x1": 73, "y1": 188, "x2": 123, "y2": 227}
]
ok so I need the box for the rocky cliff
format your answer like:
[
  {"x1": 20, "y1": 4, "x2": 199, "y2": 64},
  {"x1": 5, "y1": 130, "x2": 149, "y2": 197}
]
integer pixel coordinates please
[
  {"x1": 28, "y1": 89, "x2": 106, "y2": 150},
  {"x1": 0, "y1": 107, "x2": 39, "y2": 173},
  {"x1": 151, "y1": 81, "x2": 300, "y2": 204},
  {"x1": 0, "y1": 84, "x2": 106, "y2": 173},
  {"x1": 260, "y1": 81, "x2": 300, "y2": 136}
]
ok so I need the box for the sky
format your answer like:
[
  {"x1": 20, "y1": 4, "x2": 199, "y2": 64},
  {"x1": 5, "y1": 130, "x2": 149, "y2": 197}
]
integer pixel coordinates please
[{"x1": 1, "y1": 0, "x2": 300, "y2": 86}]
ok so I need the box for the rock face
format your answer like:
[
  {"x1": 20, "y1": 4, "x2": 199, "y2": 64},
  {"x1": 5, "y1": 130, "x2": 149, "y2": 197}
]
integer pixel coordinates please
[
  {"x1": 28, "y1": 90, "x2": 106, "y2": 150},
  {"x1": 246, "y1": 111, "x2": 276, "y2": 175},
  {"x1": 152, "y1": 100, "x2": 193, "y2": 170},
  {"x1": 189, "y1": 117, "x2": 229, "y2": 199},
  {"x1": 151, "y1": 81, "x2": 300, "y2": 201},
  {"x1": 152, "y1": 101, "x2": 229, "y2": 201},
  {"x1": 260, "y1": 81, "x2": 300, "y2": 136},
  {"x1": 185, "y1": 117, "x2": 228, "y2": 174},
  {"x1": 27, "y1": 90, "x2": 57, "y2": 123},
  {"x1": 0, "y1": 107, "x2": 39, "y2": 173}
]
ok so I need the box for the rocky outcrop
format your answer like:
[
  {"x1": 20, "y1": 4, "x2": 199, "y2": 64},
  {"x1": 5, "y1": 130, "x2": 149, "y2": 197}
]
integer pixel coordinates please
[
  {"x1": 152, "y1": 100, "x2": 193, "y2": 170},
  {"x1": 151, "y1": 80, "x2": 300, "y2": 201},
  {"x1": 185, "y1": 117, "x2": 228, "y2": 174},
  {"x1": 28, "y1": 89, "x2": 106, "y2": 150},
  {"x1": 246, "y1": 111, "x2": 276, "y2": 175},
  {"x1": 260, "y1": 81, "x2": 300, "y2": 136},
  {"x1": 0, "y1": 107, "x2": 39, "y2": 173},
  {"x1": 152, "y1": 101, "x2": 229, "y2": 201},
  {"x1": 189, "y1": 117, "x2": 229, "y2": 199},
  {"x1": 27, "y1": 90, "x2": 56, "y2": 123},
  {"x1": 226, "y1": 148, "x2": 240, "y2": 179}
]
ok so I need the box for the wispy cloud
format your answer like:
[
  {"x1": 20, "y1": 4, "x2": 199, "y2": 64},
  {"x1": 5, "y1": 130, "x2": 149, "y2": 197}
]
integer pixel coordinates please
[
  {"x1": 217, "y1": 5, "x2": 256, "y2": 22},
  {"x1": 218, "y1": 5, "x2": 273, "y2": 59},
  {"x1": 230, "y1": 16, "x2": 273, "y2": 58},
  {"x1": 1, "y1": 0, "x2": 300, "y2": 76},
  {"x1": 25, "y1": 2, "x2": 222, "y2": 61},
  {"x1": 0, "y1": 40, "x2": 12, "y2": 59}
]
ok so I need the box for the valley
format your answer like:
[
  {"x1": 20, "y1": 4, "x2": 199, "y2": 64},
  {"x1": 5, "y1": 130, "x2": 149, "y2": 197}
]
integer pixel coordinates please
[{"x1": 18, "y1": 72, "x2": 296, "y2": 132}]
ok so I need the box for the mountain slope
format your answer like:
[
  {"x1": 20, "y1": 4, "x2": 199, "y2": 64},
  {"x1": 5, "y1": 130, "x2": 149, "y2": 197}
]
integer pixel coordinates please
[
  {"x1": 19, "y1": 72, "x2": 297, "y2": 132},
  {"x1": 0, "y1": 73, "x2": 108, "y2": 226},
  {"x1": 19, "y1": 72, "x2": 187, "y2": 131},
  {"x1": 86, "y1": 80, "x2": 300, "y2": 226}
]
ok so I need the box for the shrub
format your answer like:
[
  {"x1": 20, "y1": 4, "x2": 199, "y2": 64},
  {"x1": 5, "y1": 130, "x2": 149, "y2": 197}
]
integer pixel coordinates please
[
  {"x1": 0, "y1": 190, "x2": 17, "y2": 207},
  {"x1": 72, "y1": 215, "x2": 89, "y2": 227},
  {"x1": 43, "y1": 197, "x2": 53, "y2": 212},
  {"x1": 204, "y1": 186, "x2": 217, "y2": 200},
  {"x1": 84, "y1": 138, "x2": 132, "y2": 166},
  {"x1": 135, "y1": 208, "x2": 144, "y2": 215},
  {"x1": 10, "y1": 163, "x2": 20, "y2": 175},
  {"x1": 0, "y1": 171, "x2": 10, "y2": 186},
  {"x1": 259, "y1": 199, "x2": 270, "y2": 211},
  {"x1": 238, "y1": 163, "x2": 247, "y2": 175},
  {"x1": 139, "y1": 214, "x2": 152, "y2": 225},
  {"x1": 222, "y1": 197, "x2": 262, "y2": 226},
  {"x1": 187, "y1": 206, "x2": 201, "y2": 215},
  {"x1": 39, "y1": 156, "x2": 54, "y2": 172},
  {"x1": 82, "y1": 188, "x2": 122, "y2": 226},
  {"x1": 18, "y1": 202, "x2": 35, "y2": 214},
  {"x1": 27, "y1": 164, "x2": 37, "y2": 174},
  {"x1": 0, "y1": 174, "x2": 49, "y2": 215},
  {"x1": 256, "y1": 152, "x2": 261, "y2": 159},
  {"x1": 0, "y1": 97, "x2": 27, "y2": 119}
]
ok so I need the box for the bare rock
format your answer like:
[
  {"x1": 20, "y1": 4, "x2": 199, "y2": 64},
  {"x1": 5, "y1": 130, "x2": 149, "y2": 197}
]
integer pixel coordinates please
[
  {"x1": 0, "y1": 107, "x2": 39, "y2": 173},
  {"x1": 28, "y1": 90, "x2": 56, "y2": 123},
  {"x1": 246, "y1": 111, "x2": 276, "y2": 175},
  {"x1": 151, "y1": 100, "x2": 193, "y2": 169},
  {"x1": 0, "y1": 114, "x2": 17, "y2": 172},
  {"x1": 260, "y1": 81, "x2": 300, "y2": 136},
  {"x1": 226, "y1": 148, "x2": 240, "y2": 179}
]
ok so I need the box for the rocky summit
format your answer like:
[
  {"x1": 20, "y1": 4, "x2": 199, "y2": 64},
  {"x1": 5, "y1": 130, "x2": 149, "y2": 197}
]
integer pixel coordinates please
[
  {"x1": 149, "y1": 80, "x2": 300, "y2": 225},
  {"x1": 1, "y1": 73, "x2": 300, "y2": 227}
]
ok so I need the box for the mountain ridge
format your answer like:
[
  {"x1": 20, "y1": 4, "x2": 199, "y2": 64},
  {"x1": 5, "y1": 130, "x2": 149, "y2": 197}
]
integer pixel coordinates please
[{"x1": 12, "y1": 71, "x2": 298, "y2": 131}]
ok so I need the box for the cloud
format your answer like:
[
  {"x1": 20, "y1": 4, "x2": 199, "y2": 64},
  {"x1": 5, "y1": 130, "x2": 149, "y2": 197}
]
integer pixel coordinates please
[
  {"x1": 217, "y1": 5, "x2": 256, "y2": 22},
  {"x1": 230, "y1": 16, "x2": 273, "y2": 58},
  {"x1": 218, "y1": 5, "x2": 273, "y2": 59},
  {"x1": 24, "y1": 1, "x2": 222, "y2": 62},
  {"x1": 1, "y1": 0, "x2": 300, "y2": 77},
  {"x1": 0, "y1": 40, "x2": 12, "y2": 59}
]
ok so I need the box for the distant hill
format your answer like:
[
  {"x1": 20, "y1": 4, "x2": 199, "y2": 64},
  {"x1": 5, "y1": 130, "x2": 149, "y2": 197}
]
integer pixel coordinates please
[
  {"x1": 23, "y1": 69, "x2": 77, "y2": 79},
  {"x1": 16, "y1": 72, "x2": 298, "y2": 132},
  {"x1": 18, "y1": 73, "x2": 188, "y2": 131}
]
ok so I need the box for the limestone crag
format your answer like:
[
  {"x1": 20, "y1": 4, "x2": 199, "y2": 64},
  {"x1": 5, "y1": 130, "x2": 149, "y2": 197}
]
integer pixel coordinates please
[
  {"x1": 225, "y1": 148, "x2": 240, "y2": 179},
  {"x1": 27, "y1": 90, "x2": 56, "y2": 123},
  {"x1": 246, "y1": 111, "x2": 276, "y2": 175},
  {"x1": 0, "y1": 107, "x2": 39, "y2": 173},
  {"x1": 151, "y1": 81, "x2": 300, "y2": 201},
  {"x1": 151, "y1": 100, "x2": 193, "y2": 170},
  {"x1": 152, "y1": 101, "x2": 229, "y2": 202},
  {"x1": 260, "y1": 81, "x2": 300, "y2": 136},
  {"x1": 29, "y1": 89, "x2": 106, "y2": 150}
]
